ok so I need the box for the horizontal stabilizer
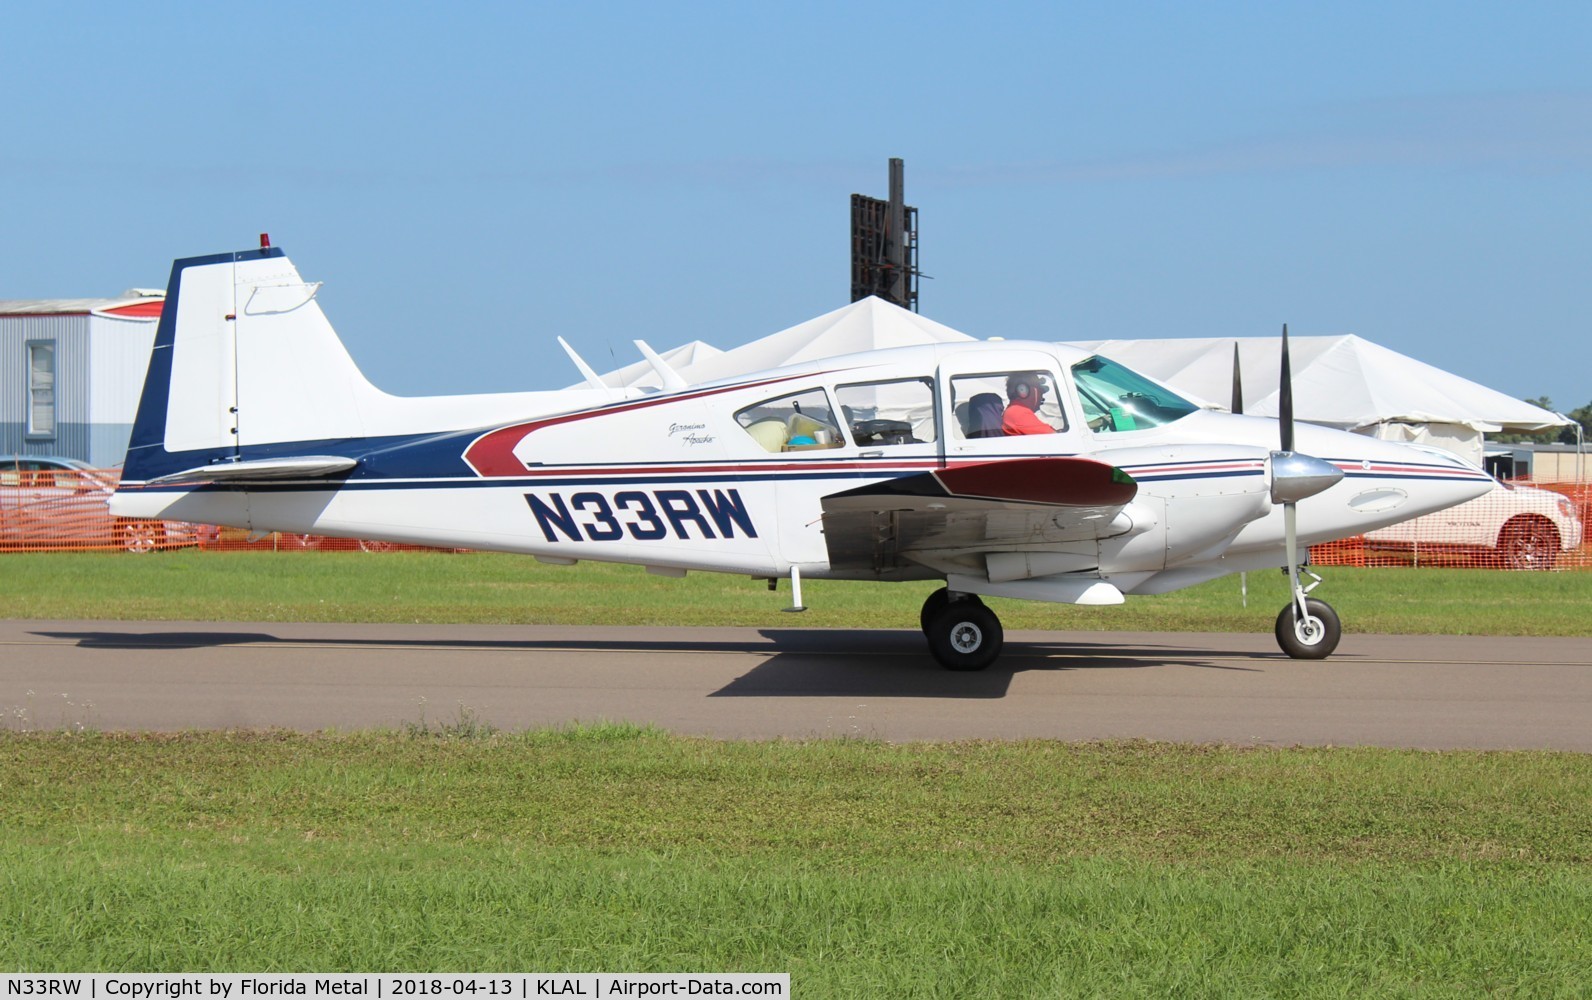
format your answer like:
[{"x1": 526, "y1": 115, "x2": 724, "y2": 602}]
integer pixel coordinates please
[{"x1": 147, "y1": 456, "x2": 358, "y2": 485}]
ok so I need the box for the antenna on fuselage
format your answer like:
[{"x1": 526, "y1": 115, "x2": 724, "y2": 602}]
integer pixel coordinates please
[
  {"x1": 634, "y1": 340, "x2": 689, "y2": 391},
  {"x1": 558, "y1": 337, "x2": 619, "y2": 399}
]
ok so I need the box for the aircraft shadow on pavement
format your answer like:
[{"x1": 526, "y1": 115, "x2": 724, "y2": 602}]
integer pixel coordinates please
[
  {"x1": 37, "y1": 630, "x2": 289, "y2": 649},
  {"x1": 33, "y1": 628, "x2": 1268, "y2": 702},
  {"x1": 706, "y1": 630, "x2": 1267, "y2": 699},
  {"x1": 31, "y1": 629, "x2": 812, "y2": 653}
]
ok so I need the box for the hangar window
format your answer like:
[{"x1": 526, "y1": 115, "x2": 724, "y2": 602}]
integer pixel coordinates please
[
  {"x1": 26, "y1": 341, "x2": 55, "y2": 438},
  {"x1": 735, "y1": 388, "x2": 844, "y2": 453}
]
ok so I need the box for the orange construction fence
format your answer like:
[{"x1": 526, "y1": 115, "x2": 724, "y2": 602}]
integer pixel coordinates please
[
  {"x1": 1312, "y1": 478, "x2": 1589, "y2": 571},
  {"x1": 3, "y1": 466, "x2": 1588, "y2": 569},
  {"x1": 0, "y1": 466, "x2": 441, "y2": 554}
]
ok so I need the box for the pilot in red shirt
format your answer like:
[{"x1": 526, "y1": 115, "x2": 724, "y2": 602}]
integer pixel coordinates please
[{"x1": 1002, "y1": 373, "x2": 1056, "y2": 435}]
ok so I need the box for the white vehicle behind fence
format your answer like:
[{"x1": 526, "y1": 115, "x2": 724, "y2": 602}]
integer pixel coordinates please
[{"x1": 1364, "y1": 479, "x2": 1583, "y2": 570}]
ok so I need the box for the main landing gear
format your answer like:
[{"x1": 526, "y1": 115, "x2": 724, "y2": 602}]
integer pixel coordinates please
[
  {"x1": 920, "y1": 587, "x2": 1003, "y2": 671},
  {"x1": 918, "y1": 577, "x2": 1343, "y2": 668}
]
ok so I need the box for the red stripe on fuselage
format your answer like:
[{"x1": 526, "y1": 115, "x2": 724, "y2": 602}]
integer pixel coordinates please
[{"x1": 461, "y1": 373, "x2": 823, "y2": 477}]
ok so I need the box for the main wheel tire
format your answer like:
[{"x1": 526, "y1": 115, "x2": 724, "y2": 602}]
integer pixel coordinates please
[
  {"x1": 926, "y1": 601, "x2": 1004, "y2": 671},
  {"x1": 1274, "y1": 597, "x2": 1341, "y2": 659},
  {"x1": 1499, "y1": 518, "x2": 1559, "y2": 571},
  {"x1": 117, "y1": 519, "x2": 165, "y2": 554},
  {"x1": 919, "y1": 587, "x2": 984, "y2": 633}
]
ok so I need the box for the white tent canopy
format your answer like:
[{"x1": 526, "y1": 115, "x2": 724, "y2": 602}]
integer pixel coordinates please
[
  {"x1": 584, "y1": 301, "x2": 1563, "y2": 466},
  {"x1": 595, "y1": 297, "x2": 974, "y2": 389},
  {"x1": 1064, "y1": 335, "x2": 1566, "y2": 433},
  {"x1": 1067, "y1": 335, "x2": 1567, "y2": 467}
]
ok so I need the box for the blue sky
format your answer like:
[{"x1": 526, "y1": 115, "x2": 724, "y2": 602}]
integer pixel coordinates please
[{"x1": 4, "y1": 2, "x2": 1589, "y2": 413}]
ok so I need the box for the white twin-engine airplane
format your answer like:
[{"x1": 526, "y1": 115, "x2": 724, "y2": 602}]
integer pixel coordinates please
[{"x1": 111, "y1": 242, "x2": 1494, "y2": 670}]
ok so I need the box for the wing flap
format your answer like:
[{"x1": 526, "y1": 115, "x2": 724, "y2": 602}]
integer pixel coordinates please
[{"x1": 820, "y1": 457, "x2": 1138, "y2": 574}]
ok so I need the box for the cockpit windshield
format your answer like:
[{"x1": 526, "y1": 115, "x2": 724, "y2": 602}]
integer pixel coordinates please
[{"x1": 1070, "y1": 355, "x2": 1198, "y2": 433}]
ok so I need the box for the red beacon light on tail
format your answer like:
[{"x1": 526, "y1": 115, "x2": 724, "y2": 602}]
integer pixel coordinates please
[{"x1": 260, "y1": 233, "x2": 271, "y2": 249}]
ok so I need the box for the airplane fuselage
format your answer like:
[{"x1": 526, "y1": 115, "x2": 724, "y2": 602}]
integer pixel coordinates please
[
  {"x1": 117, "y1": 341, "x2": 1490, "y2": 597},
  {"x1": 108, "y1": 245, "x2": 1496, "y2": 666}
]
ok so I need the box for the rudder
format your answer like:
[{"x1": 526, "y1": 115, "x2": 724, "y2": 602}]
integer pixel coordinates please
[{"x1": 122, "y1": 245, "x2": 386, "y2": 482}]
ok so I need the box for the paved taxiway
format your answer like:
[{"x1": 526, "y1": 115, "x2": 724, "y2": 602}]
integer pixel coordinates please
[{"x1": 1, "y1": 620, "x2": 1587, "y2": 749}]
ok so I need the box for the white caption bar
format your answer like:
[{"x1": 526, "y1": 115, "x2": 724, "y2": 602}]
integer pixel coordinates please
[{"x1": 0, "y1": 976, "x2": 788, "y2": 1000}]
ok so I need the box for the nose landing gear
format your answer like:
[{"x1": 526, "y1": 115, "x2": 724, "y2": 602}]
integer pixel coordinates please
[
  {"x1": 1275, "y1": 595, "x2": 1341, "y2": 659},
  {"x1": 1275, "y1": 567, "x2": 1340, "y2": 659}
]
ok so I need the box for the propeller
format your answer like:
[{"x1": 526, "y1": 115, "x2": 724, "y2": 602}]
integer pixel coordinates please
[
  {"x1": 1269, "y1": 325, "x2": 1341, "y2": 506},
  {"x1": 1269, "y1": 323, "x2": 1344, "y2": 649}
]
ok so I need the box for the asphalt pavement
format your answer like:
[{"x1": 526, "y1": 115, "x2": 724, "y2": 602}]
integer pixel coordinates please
[{"x1": 1, "y1": 620, "x2": 1587, "y2": 748}]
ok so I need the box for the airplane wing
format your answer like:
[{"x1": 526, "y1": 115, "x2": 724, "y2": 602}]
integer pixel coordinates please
[{"x1": 820, "y1": 456, "x2": 1137, "y2": 574}]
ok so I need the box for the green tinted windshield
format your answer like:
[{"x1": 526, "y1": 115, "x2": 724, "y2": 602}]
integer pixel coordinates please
[{"x1": 1071, "y1": 355, "x2": 1198, "y2": 432}]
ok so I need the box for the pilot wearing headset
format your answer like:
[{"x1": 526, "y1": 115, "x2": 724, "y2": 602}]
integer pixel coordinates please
[{"x1": 1002, "y1": 372, "x2": 1057, "y2": 435}]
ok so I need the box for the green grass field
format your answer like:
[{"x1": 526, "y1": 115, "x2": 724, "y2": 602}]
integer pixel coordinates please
[
  {"x1": 2, "y1": 729, "x2": 1589, "y2": 994},
  {"x1": 4, "y1": 553, "x2": 1589, "y2": 990},
  {"x1": 2, "y1": 550, "x2": 1589, "y2": 635}
]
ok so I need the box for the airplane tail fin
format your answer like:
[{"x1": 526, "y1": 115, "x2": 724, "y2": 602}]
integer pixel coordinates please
[
  {"x1": 123, "y1": 243, "x2": 389, "y2": 483},
  {"x1": 123, "y1": 241, "x2": 634, "y2": 490}
]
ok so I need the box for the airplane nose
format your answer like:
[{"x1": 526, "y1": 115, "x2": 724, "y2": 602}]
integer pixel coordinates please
[{"x1": 1270, "y1": 451, "x2": 1345, "y2": 504}]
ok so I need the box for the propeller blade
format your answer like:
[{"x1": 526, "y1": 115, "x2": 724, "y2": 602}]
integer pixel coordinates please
[
  {"x1": 1278, "y1": 323, "x2": 1294, "y2": 453},
  {"x1": 1231, "y1": 341, "x2": 1243, "y2": 415}
]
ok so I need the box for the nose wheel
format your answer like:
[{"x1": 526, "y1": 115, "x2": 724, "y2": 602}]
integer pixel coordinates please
[
  {"x1": 1275, "y1": 596, "x2": 1341, "y2": 659},
  {"x1": 920, "y1": 588, "x2": 1003, "y2": 671}
]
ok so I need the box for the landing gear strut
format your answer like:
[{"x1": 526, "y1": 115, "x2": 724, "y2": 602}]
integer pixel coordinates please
[
  {"x1": 1274, "y1": 567, "x2": 1340, "y2": 659},
  {"x1": 920, "y1": 588, "x2": 1002, "y2": 671}
]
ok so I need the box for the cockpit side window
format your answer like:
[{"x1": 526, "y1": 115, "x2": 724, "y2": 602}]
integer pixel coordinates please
[
  {"x1": 1071, "y1": 355, "x2": 1198, "y2": 432},
  {"x1": 734, "y1": 388, "x2": 844, "y2": 453},
  {"x1": 835, "y1": 378, "x2": 936, "y2": 446},
  {"x1": 950, "y1": 371, "x2": 1067, "y2": 437}
]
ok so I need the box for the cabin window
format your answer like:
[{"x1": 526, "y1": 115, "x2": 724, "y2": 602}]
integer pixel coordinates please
[
  {"x1": 835, "y1": 378, "x2": 936, "y2": 446},
  {"x1": 1071, "y1": 355, "x2": 1197, "y2": 432},
  {"x1": 950, "y1": 371, "x2": 1067, "y2": 438},
  {"x1": 26, "y1": 341, "x2": 55, "y2": 438},
  {"x1": 734, "y1": 388, "x2": 844, "y2": 453}
]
